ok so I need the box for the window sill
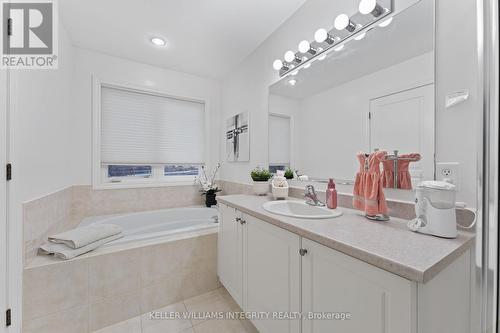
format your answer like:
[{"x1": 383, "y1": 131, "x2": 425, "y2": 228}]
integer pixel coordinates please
[{"x1": 93, "y1": 180, "x2": 197, "y2": 190}]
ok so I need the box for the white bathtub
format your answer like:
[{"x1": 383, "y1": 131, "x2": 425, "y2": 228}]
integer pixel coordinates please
[{"x1": 79, "y1": 207, "x2": 219, "y2": 245}]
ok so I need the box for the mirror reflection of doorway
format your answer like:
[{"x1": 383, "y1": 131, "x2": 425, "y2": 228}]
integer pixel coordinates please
[{"x1": 369, "y1": 84, "x2": 435, "y2": 185}]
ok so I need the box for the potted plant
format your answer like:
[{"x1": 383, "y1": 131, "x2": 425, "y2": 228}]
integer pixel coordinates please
[
  {"x1": 195, "y1": 163, "x2": 222, "y2": 207},
  {"x1": 250, "y1": 167, "x2": 271, "y2": 195},
  {"x1": 284, "y1": 168, "x2": 294, "y2": 180}
]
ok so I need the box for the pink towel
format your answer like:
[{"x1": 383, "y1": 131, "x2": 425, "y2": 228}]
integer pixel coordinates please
[
  {"x1": 381, "y1": 153, "x2": 421, "y2": 190},
  {"x1": 353, "y1": 151, "x2": 388, "y2": 216}
]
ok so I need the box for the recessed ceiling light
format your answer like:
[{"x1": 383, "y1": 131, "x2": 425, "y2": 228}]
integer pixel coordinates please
[{"x1": 151, "y1": 37, "x2": 166, "y2": 47}]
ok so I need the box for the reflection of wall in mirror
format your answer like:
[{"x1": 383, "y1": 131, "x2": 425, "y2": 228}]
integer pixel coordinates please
[{"x1": 272, "y1": 52, "x2": 434, "y2": 183}]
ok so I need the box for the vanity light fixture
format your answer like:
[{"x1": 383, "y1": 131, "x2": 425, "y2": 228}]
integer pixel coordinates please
[
  {"x1": 150, "y1": 37, "x2": 166, "y2": 46},
  {"x1": 378, "y1": 16, "x2": 393, "y2": 27},
  {"x1": 272, "y1": 0, "x2": 392, "y2": 77},
  {"x1": 314, "y1": 28, "x2": 336, "y2": 45},
  {"x1": 334, "y1": 14, "x2": 357, "y2": 32},
  {"x1": 359, "y1": 0, "x2": 385, "y2": 17},
  {"x1": 298, "y1": 40, "x2": 317, "y2": 55}
]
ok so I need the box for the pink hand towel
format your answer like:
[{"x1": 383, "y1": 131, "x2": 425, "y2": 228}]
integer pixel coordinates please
[{"x1": 353, "y1": 151, "x2": 388, "y2": 216}]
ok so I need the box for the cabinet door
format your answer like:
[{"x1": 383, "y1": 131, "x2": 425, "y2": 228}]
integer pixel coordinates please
[
  {"x1": 301, "y1": 239, "x2": 416, "y2": 333},
  {"x1": 243, "y1": 214, "x2": 301, "y2": 333},
  {"x1": 217, "y1": 203, "x2": 243, "y2": 306}
]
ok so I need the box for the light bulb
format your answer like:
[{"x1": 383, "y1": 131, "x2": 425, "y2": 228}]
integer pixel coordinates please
[
  {"x1": 318, "y1": 54, "x2": 327, "y2": 61},
  {"x1": 378, "y1": 17, "x2": 393, "y2": 27},
  {"x1": 359, "y1": 0, "x2": 384, "y2": 17},
  {"x1": 298, "y1": 40, "x2": 310, "y2": 53},
  {"x1": 151, "y1": 37, "x2": 166, "y2": 46},
  {"x1": 334, "y1": 14, "x2": 356, "y2": 32},
  {"x1": 333, "y1": 44, "x2": 344, "y2": 52},
  {"x1": 284, "y1": 51, "x2": 296, "y2": 63},
  {"x1": 303, "y1": 62, "x2": 312, "y2": 69},
  {"x1": 314, "y1": 29, "x2": 328, "y2": 43},
  {"x1": 354, "y1": 32, "x2": 366, "y2": 40},
  {"x1": 291, "y1": 70, "x2": 299, "y2": 76},
  {"x1": 289, "y1": 79, "x2": 297, "y2": 86},
  {"x1": 273, "y1": 59, "x2": 283, "y2": 70}
]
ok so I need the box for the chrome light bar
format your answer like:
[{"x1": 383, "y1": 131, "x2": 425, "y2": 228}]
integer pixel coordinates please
[{"x1": 273, "y1": 0, "x2": 393, "y2": 77}]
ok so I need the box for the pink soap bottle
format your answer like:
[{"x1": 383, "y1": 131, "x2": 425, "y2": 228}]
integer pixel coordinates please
[{"x1": 326, "y1": 179, "x2": 337, "y2": 209}]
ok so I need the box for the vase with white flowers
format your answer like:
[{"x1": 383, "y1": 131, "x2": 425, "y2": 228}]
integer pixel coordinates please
[{"x1": 194, "y1": 163, "x2": 222, "y2": 207}]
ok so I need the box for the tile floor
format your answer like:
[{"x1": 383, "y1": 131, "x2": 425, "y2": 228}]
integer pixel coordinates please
[{"x1": 93, "y1": 287, "x2": 259, "y2": 333}]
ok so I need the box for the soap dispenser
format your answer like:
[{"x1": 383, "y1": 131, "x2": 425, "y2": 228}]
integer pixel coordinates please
[{"x1": 326, "y1": 178, "x2": 337, "y2": 209}]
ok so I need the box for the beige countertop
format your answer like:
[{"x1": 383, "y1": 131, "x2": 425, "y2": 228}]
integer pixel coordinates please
[{"x1": 218, "y1": 194, "x2": 474, "y2": 284}]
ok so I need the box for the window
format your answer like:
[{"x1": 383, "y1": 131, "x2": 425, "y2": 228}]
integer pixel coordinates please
[
  {"x1": 96, "y1": 84, "x2": 206, "y2": 186},
  {"x1": 268, "y1": 114, "x2": 291, "y2": 173}
]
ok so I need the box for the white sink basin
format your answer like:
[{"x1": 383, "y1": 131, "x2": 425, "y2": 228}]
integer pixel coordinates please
[{"x1": 262, "y1": 200, "x2": 343, "y2": 219}]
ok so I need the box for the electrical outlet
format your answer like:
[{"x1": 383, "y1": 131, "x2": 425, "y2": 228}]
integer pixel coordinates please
[{"x1": 436, "y1": 162, "x2": 460, "y2": 189}]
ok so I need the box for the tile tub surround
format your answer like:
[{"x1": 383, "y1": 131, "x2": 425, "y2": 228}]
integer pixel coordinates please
[
  {"x1": 23, "y1": 232, "x2": 220, "y2": 333},
  {"x1": 218, "y1": 194, "x2": 474, "y2": 283},
  {"x1": 23, "y1": 184, "x2": 205, "y2": 263},
  {"x1": 219, "y1": 180, "x2": 476, "y2": 227}
]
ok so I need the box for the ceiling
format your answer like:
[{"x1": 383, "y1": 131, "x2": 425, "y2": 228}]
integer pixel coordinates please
[
  {"x1": 59, "y1": 0, "x2": 307, "y2": 79},
  {"x1": 270, "y1": 0, "x2": 434, "y2": 99}
]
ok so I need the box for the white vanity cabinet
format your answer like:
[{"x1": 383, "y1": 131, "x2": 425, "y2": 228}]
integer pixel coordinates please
[
  {"x1": 243, "y1": 213, "x2": 301, "y2": 333},
  {"x1": 217, "y1": 203, "x2": 244, "y2": 305},
  {"x1": 217, "y1": 202, "x2": 470, "y2": 333},
  {"x1": 301, "y1": 238, "x2": 415, "y2": 333}
]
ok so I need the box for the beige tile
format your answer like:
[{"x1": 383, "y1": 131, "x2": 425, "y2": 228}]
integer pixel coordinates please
[
  {"x1": 89, "y1": 291, "x2": 141, "y2": 331},
  {"x1": 179, "y1": 329, "x2": 195, "y2": 333},
  {"x1": 140, "y1": 239, "x2": 191, "y2": 287},
  {"x1": 184, "y1": 289, "x2": 234, "y2": 326},
  {"x1": 140, "y1": 275, "x2": 185, "y2": 313},
  {"x1": 89, "y1": 248, "x2": 141, "y2": 303},
  {"x1": 23, "y1": 305, "x2": 88, "y2": 333},
  {"x1": 181, "y1": 255, "x2": 220, "y2": 300},
  {"x1": 192, "y1": 319, "x2": 250, "y2": 333},
  {"x1": 218, "y1": 287, "x2": 240, "y2": 311},
  {"x1": 23, "y1": 260, "x2": 89, "y2": 320},
  {"x1": 142, "y1": 301, "x2": 192, "y2": 333},
  {"x1": 92, "y1": 316, "x2": 142, "y2": 333}
]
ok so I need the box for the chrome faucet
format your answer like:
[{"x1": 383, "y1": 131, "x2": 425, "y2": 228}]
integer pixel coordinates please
[{"x1": 304, "y1": 185, "x2": 325, "y2": 207}]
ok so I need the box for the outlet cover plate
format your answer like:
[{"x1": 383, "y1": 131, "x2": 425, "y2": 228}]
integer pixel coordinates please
[{"x1": 436, "y1": 162, "x2": 460, "y2": 190}]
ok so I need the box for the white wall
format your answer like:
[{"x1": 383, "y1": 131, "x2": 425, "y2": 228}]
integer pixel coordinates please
[
  {"x1": 295, "y1": 52, "x2": 433, "y2": 181},
  {"x1": 221, "y1": 0, "x2": 480, "y2": 207},
  {"x1": 70, "y1": 48, "x2": 222, "y2": 185}
]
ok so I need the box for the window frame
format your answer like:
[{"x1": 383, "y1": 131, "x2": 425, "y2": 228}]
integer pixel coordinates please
[{"x1": 92, "y1": 77, "x2": 211, "y2": 189}]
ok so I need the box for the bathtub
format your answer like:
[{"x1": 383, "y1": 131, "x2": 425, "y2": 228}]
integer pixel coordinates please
[{"x1": 79, "y1": 206, "x2": 219, "y2": 245}]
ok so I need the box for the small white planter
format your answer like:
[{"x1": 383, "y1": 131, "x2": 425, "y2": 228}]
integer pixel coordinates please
[{"x1": 253, "y1": 181, "x2": 270, "y2": 196}]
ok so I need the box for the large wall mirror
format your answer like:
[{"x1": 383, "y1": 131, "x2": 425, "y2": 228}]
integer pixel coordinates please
[{"x1": 268, "y1": 0, "x2": 434, "y2": 192}]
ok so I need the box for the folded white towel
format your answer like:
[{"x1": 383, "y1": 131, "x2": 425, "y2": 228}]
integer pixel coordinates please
[
  {"x1": 49, "y1": 224, "x2": 122, "y2": 249},
  {"x1": 39, "y1": 233, "x2": 123, "y2": 260}
]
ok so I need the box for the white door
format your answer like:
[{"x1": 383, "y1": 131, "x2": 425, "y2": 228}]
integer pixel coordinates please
[
  {"x1": 1, "y1": 61, "x2": 9, "y2": 332},
  {"x1": 217, "y1": 203, "x2": 243, "y2": 306},
  {"x1": 301, "y1": 239, "x2": 415, "y2": 333},
  {"x1": 369, "y1": 84, "x2": 435, "y2": 184},
  {"x1": 242, "y1": 214, "x2": 300, "y2": 333}
]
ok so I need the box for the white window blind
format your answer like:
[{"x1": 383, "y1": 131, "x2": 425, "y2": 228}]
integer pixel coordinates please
[
  {"x1": 100, "y1": 86, "x2": 205, "y2": 165},
  {"x1": 269, "y1": 114, "x2": 290, "y2": 165}
]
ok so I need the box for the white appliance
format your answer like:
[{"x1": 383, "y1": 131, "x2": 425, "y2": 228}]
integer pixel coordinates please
[{"x1": 407, "y1": 180, "x2": 457, "y2": 238}]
